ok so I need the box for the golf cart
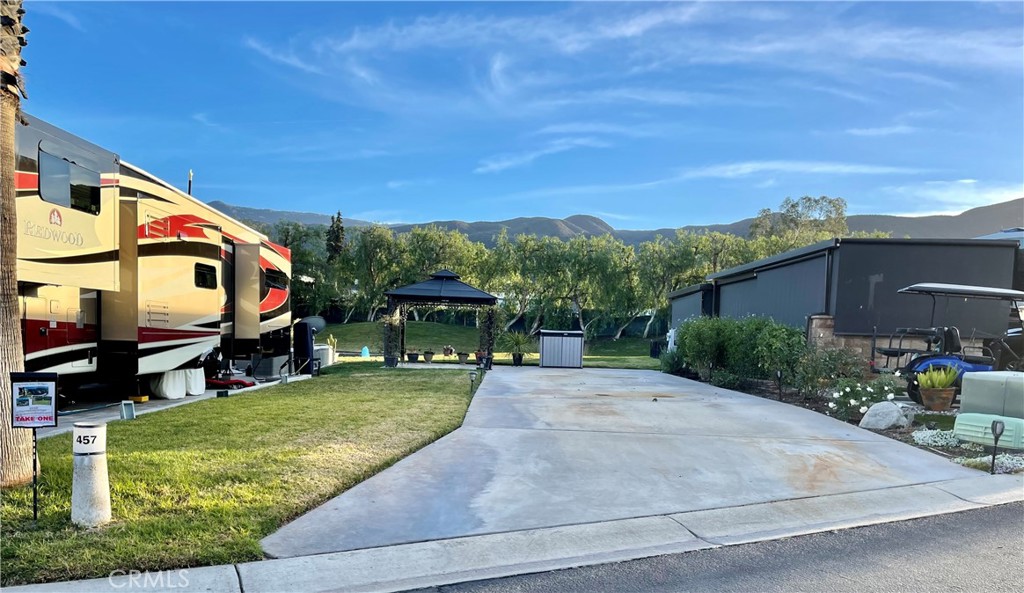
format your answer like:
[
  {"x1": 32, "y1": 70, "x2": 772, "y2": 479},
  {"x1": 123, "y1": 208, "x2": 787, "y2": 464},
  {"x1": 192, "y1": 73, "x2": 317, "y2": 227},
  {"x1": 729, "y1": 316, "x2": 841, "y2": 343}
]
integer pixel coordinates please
[{"x1": 872, "y1": 283, "x2": 1024, "y2": 404}]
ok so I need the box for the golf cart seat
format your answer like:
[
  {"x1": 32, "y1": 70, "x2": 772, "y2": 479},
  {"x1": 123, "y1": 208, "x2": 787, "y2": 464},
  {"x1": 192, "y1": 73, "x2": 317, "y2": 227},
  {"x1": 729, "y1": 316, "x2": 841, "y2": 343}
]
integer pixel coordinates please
[{"x1": 944, "y1": 327, "x2": 996, "y2": 366}]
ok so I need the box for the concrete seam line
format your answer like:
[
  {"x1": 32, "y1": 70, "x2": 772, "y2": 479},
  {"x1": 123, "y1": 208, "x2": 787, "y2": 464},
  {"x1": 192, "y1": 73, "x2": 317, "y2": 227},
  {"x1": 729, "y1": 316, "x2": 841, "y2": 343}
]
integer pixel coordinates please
[
  {"x1": 234, "y1": 564, "x2": 245, "y2": 593},
  {"x1": 460, "y1": 425, "x2": 889, "y2": 443},
  {"x1": 927, "y1": 482, "x2": 1024, "y2": 507},
  {"x1": 664, "y1": 513, "x2": 713, "y2": 543}
]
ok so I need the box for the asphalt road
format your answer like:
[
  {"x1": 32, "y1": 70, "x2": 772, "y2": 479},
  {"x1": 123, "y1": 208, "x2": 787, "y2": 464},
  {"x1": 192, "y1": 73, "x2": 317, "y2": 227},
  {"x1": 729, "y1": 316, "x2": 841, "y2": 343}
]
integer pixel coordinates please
[{"x1": 416, "y1": 502, "x2": 1024, "y2": 593}]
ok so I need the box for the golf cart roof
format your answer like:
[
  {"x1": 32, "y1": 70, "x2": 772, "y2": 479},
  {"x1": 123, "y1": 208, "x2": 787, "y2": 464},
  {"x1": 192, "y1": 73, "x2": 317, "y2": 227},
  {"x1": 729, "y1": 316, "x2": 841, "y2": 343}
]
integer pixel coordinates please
[{"x1": 898, "y1": 283, "x2": 1024, "y2": 301}]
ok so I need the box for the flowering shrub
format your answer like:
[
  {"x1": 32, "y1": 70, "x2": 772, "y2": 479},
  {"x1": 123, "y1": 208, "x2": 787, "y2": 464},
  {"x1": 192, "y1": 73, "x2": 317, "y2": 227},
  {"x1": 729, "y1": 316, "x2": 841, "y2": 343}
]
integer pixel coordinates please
[
  {"x1": 824, "y1": 377, "x2": 897, "y2": 421},
  {"x1": 912, "y1": 429, "x2": 963, "y2": 448},
  {"x1": 954, "y1": 453, "x2": 1024, "y2": 474},
  {"x1": 795, "y1": 347, "x2": 865, "y2": 397}
]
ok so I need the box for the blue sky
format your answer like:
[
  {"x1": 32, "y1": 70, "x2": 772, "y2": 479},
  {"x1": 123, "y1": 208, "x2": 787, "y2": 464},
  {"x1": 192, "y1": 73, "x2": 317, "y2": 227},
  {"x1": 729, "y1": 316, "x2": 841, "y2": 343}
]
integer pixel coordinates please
[{"x1": 23, "y1": 1, "x2": 1024, "y2": 229}]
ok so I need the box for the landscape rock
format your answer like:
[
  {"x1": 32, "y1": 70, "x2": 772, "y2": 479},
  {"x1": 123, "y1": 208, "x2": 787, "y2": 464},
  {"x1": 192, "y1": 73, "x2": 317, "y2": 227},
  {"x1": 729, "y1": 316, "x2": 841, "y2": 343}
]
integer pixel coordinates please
[{"x1": 859, "y1": 401, "x2": 913, "y2": 430}]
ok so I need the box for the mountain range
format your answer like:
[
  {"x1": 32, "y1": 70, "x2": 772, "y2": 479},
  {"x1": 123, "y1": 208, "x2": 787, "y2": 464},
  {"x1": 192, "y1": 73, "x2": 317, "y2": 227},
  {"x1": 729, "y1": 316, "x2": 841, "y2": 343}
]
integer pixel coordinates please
[{"x1": 206, "y1": 198, "x2": 1024, "y2": 247}]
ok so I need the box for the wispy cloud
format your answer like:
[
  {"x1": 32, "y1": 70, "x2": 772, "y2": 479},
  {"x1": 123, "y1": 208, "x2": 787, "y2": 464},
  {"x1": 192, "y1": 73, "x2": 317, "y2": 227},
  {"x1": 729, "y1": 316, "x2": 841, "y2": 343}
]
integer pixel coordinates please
[
  {"x1": 536, "y1": 87, "x2": 719, "y2": 109},
  {"x1": 475, "y1": 137, "x2": 610, "y2": 174},
  {"x1": 348, "y1": 209, "x2": 408, "y2": 225},
  {"x1": 879, "y1": 179, "x2": 1023, "y2": 216},
  {"x1": 533, "y1": 121, "x2": 664, "y2": 138},
  {"x1": 386, "y1": 179, "x2": 433, "y2": 190},
  {"x1": 681, "y1": 160, "x2": 924, "y2": 179},
  {"x1": 593, "y1": 211, "x2": 638, "y2": 222},
  {"x1": 191, "y1": 113, "x2": 229, "y2": 133},
  {"x1": 32, "y1": 3, "x2": 85, "y2": 32},
  {"x1": 789, "y1": 81, "x2": 876, "y2": 105},
  {"x1": 846, "y1": 124, "x2": 917, "y2": 137},
  {"x1": 243, "y1": 37, "x2": 323, "y2": 75}
]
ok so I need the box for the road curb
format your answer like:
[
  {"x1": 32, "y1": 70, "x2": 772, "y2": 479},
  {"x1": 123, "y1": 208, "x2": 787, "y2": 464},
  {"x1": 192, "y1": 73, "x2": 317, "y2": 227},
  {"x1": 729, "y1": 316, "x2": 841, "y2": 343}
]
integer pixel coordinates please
[{"x1": 6, "y1": 477, "x2": 1020, "y2": 593}]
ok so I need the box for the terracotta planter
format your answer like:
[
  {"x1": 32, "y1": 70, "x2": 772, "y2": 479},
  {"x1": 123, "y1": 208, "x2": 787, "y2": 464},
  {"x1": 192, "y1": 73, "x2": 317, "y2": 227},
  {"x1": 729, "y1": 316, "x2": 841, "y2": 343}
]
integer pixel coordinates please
[
  {"x1": 423, "y1": 352, "x2": 434, "y2": 363},
  {"x1": 921, "y1": 387, "x2": 956, "y2": 411},
  {"x1": 457, "y1": 353, "x2": 469, "y2": 364}
]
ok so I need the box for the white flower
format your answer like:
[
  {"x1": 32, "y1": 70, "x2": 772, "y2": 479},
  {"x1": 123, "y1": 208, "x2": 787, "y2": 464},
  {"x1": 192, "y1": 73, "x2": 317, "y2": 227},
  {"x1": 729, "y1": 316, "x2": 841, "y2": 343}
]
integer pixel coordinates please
[
  {"x1": 857, "y1": 383, "x2": 862, "y2": 387},
  {"x1": 850, "y1": 399, "x2": 858, "y2": 405},
  {"x1": 828, "y1": 402, "x2": 837, "y2": 409},
  {"x1": 894, "y1": 370, "x2": 901, "y2": 377},
  {"x1": 861, "y1": 396, "x2": 868, "y2": 401},
  {"x1": 832, "y1": 393, "x2": 840, "y2": 399},
  {"x1": 866, "y1": 387, "x2": 873, "y2": 393},
  {"x1": 859, "y1": 406, "x2": 869, "y2": 414},
  {"x1": 845, "y1": 387, "x2": 851, "y2": 393},
  {"x1": 886, "y1": 393, "x2": 895, "y2": 400}
]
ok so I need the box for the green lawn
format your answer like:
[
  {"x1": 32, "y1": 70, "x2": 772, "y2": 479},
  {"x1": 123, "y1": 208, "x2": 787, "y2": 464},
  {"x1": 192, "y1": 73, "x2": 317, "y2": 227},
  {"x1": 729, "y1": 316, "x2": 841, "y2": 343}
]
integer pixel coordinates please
[{"x1": 0, "y1": 363, "x2": 470, "y2": 586}]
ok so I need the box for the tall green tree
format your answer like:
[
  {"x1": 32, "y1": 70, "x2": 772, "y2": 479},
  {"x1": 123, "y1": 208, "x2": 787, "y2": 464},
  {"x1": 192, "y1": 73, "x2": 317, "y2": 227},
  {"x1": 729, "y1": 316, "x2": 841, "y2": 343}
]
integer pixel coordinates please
[
  {"x1": 749, "y1": 195, "x2": 849, "y2": 249},
  {"x1": 351, "y1": 225, "x2": 405, "y2": 321},
  {"x1": 325, "y1": 211, "x2": 346, "y2": 264},
  {"x1": 270, "y1": 221, "x2": 330, "y2": 317},
  {"x1": 1, "y1": 0, "x2": 31, "y2": 487}
]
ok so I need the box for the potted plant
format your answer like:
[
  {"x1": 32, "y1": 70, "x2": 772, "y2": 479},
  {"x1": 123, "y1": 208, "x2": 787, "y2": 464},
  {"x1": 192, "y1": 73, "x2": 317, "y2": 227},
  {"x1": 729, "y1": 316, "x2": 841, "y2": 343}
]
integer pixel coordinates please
[
  {"x1": 423, "y1": 350, "x2": 434, "y2": 363},
  {"x1": 500, "y1": 331, "x2": 533, "y2": 367},
  {"x1": 474, "y1": 349, "x2": 485, "y2": 365},
  {"x1": 457, "y1": 352, "x2": 469, "y2": 364},
  {"x1": 915, "y1": 365, "x2": 958, "y2": 411},
  {"x1": 406, "y1": 350, "x2": 420, "y2": 363},
  {"x1": 443, "y1": 345, "x2": 454, "y2": 356}
]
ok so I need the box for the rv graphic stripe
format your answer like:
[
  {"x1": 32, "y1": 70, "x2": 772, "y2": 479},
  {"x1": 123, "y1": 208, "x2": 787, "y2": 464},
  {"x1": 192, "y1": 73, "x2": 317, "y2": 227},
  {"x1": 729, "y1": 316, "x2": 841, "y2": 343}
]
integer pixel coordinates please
[
  {"x1": 137, "y1": 242, "x2": 220, "y2": 261},
  {"x1": 20, "y1": 250, "x2": 120, "y2": 265},
  {"x1": 24, "y1": 348, "x2": 95, "y2": 372},
  {"x1": 138, "y1": 328, "x2": 220, "y2": 344}
]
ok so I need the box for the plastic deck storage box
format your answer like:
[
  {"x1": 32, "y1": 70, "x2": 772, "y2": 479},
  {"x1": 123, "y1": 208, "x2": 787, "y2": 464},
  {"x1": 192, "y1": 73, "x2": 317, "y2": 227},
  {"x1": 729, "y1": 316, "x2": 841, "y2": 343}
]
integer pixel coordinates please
[
  {"x1": 539, "y1": 330, "x2": 585, "y2": 369},
  {"x1": 960, "y1": 371, "x2": 1024, "y2": 419},
  {"x1": 954, "y1": 413, "x2": 1024, "y2": 450}
]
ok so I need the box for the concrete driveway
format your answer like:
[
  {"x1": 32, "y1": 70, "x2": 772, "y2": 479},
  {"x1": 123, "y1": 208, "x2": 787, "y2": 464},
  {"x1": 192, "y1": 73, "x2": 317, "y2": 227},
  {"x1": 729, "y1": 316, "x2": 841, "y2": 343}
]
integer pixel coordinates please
[{"x1": 262, "y1": 367, "x2": 978, "y2": 558}]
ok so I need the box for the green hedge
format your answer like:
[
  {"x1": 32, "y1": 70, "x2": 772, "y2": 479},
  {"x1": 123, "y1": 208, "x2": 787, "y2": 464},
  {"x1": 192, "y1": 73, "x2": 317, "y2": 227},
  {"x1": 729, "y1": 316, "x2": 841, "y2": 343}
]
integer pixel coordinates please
[{"x1": 665, "y1": 316, "x2": 869, "y2": 393}]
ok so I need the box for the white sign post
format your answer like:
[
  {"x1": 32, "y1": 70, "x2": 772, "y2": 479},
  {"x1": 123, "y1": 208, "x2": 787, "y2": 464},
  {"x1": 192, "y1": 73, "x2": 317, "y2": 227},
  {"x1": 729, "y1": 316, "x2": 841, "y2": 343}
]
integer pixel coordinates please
[
  {"x1": 71, "y1": 422, "x2": 111, "y2": 527},
  {"x1": 10, "y1": 372, "x2": 58, "y2": 522}
]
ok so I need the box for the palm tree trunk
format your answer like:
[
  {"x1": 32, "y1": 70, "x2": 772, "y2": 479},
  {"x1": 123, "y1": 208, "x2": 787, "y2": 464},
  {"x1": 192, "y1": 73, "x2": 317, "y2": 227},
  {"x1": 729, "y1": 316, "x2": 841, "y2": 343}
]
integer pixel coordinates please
[{"x1": 1, "y1": 88, "x2": 32, "y2": 487}]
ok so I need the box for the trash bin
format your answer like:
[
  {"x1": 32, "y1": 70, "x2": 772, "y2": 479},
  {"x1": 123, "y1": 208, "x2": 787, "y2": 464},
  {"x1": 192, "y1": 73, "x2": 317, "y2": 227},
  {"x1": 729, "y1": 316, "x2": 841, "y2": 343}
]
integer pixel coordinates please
[{"x1": 650, "y1": 340, "x2": 663, "y2": 358}]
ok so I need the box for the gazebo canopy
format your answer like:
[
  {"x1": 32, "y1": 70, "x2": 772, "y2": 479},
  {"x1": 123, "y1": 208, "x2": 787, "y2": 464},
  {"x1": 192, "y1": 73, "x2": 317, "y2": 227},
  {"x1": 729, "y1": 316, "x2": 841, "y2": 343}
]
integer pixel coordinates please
[
  {"x1": 382, "y1": 270, "x2": 498, "y2": 368},
  {"x1": 386, "y1": 270, "x2": 497, "y2": 306}
]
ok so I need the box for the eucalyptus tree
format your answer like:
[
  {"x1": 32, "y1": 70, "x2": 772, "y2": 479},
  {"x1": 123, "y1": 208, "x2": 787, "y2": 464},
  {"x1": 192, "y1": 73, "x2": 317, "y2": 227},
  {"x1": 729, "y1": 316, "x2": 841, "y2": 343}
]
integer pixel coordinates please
[{"x1": 351, "y1": 225, "x2": 405, "y2": 321}]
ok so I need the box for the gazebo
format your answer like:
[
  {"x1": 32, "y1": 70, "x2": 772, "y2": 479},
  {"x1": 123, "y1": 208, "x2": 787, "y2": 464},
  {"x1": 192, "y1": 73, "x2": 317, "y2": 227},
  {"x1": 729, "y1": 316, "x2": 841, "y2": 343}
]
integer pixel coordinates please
[{"x1": 382, "y1": 270, "x2": 498, "y2": 367}]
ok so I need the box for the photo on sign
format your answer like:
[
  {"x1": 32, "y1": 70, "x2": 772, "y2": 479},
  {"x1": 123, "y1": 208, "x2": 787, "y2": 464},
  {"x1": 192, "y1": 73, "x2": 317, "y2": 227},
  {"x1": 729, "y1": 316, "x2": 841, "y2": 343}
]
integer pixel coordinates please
[{"x1": 11, "y1": 377, "x2": 58, "y2": 429}]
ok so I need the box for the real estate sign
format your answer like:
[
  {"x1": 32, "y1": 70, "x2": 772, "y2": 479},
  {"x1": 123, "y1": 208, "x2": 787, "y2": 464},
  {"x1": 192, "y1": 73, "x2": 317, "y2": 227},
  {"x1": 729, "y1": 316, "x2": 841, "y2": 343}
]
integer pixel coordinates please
[{"x1": 10, "y1": 372, "x2": 58, "y2": 428}]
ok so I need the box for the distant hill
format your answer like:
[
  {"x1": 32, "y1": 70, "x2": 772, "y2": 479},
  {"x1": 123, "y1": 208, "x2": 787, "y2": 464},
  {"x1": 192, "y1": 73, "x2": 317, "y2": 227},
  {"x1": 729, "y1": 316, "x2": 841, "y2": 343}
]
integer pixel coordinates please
[
  {"x1": 205, "y1": 198, "x2": 1024, "y2": 247},
  {"x1": 206, "y1": 201, "x2": 372, "y2": 228}
]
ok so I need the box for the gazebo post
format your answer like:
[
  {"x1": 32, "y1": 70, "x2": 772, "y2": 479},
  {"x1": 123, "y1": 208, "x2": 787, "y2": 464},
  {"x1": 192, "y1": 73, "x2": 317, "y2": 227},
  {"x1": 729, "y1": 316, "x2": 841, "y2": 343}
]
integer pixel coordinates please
[
  {"x1": 383, "y1": 296, "x2": 399, "y2": 367},
  {"x1": 399, "y1": 303, "x2": 407, "y2": 360},
  {"x1": 480, "y1": 306, "x2": 496, "y2": 370}
]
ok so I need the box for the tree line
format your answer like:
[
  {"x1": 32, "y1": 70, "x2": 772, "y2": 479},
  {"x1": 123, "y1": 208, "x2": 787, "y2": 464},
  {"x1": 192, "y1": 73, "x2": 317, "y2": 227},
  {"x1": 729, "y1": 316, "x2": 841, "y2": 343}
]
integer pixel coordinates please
[{"x1": 257, "y1": 196, "x2": 887, "y2": 339}]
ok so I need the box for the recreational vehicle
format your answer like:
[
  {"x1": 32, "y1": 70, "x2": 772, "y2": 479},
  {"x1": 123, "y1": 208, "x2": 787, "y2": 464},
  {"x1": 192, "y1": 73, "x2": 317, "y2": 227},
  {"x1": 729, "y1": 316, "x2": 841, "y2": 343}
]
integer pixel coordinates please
[{"x1": 15, "y1": 115, "x2": 292, "y2": 398}]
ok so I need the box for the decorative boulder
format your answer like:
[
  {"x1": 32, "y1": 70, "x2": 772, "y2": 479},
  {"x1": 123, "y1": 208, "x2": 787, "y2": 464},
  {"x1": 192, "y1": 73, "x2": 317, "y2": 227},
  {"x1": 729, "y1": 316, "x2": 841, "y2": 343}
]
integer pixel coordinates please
[{"x1": 859, "y1": 401, "x2": 913, "y2": 430}]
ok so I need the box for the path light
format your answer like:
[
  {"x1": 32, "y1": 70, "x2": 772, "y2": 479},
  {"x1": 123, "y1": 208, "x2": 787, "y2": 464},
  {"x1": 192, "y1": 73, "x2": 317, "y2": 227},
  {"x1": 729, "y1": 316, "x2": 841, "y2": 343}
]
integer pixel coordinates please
[
  {"x1": 469, "y1": 371, "x2": 478, "y2": 395},
  {"x1": 990, "y1": 420, "x2": 1005, "y2": 475},
  {"x1": 776, "y1": 370, "x2": 783, "y2": 401}
]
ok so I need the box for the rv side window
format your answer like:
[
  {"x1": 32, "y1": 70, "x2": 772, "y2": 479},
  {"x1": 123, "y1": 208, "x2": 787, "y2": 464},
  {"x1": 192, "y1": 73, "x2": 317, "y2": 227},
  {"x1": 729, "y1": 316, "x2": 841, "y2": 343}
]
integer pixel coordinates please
[
  {"x1": 264, "y1": 269, "x2": 289, "y2": 291},
  {"x1": 194, "y1": 264, "x2": 217, "y2": 289},
  {"x1": 38, "y1": 149, "x2": 101, "y2": 216}
]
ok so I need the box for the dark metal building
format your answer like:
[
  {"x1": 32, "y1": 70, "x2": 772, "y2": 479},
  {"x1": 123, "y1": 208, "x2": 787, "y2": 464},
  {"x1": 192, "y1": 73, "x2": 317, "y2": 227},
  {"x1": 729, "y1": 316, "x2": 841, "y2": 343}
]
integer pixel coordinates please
[{"x1": 670, "y1": 238, "x2": 1020, "y2": 336}]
